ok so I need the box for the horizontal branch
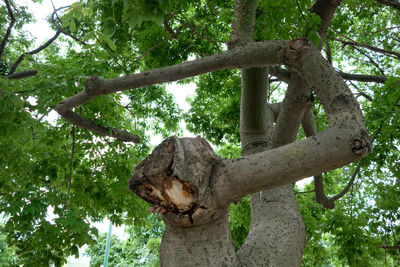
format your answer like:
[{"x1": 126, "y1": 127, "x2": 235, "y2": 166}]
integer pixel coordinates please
[
  {"x1": 60, "y1": 110, "x2": 140, "y2": 143},
  {"x1": 212, "y1": 39, "x2": 371, "y2": 206},
  {"x1": 7, "y1": 70, "x2": 38, "y2": 79},
  {"x1": 379, "y1": 246, "x2": 400, "y2": 250},
  {"x1": 269, "y1": 66, "x2": 291, "y2": 83},
  {"x1": 55, "y1": 41, "x2": 287, "y2": 142},
  {"x1": 214, "y1": 127, "x2": 368, "y2": 205},
  {"x1": 269, "y1": 66, "x2": 386, "y2": 84},
  {"x1": 339, "y1": 72, "x2": 387, "y2": 83}
]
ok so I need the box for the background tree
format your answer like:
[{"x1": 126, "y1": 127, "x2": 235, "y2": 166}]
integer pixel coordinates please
[
  {"x1": 0, "y1": 0, "x2": 399, "y2": 266},
  {"x1": 85, "y1": 214, "x2": 163, "y2": 266}
]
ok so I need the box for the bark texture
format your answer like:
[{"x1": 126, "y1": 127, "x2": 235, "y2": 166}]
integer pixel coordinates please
[
  {"x1": 128, "y1": 38, "x2": 371, "y2": 266},
  {"x1": 129, "y1": 136, "x2": 239, "y2": 266}
]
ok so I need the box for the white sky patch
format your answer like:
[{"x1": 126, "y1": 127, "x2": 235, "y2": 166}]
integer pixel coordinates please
[{"x1": 14, "y1": 0, "x2": 77, "y2": 45}]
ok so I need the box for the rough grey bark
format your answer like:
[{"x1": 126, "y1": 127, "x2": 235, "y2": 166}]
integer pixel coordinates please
[
  {"x1": 127, "y1": 23, "x2": 371, "y2": 267},
  {"x1": 121, "y1": 35, "x2": 371, "y2": 265},
  {"x1": 230, "y1": 1, "x2": 307, "y2": 264},
  {"x1": 236, "y1": 71, "x2": 311, "y2": 266},
  {"x1": 129, "y1": 136, "x2": 240, "y2": 266}
]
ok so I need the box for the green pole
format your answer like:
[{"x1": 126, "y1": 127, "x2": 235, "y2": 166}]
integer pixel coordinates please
[{"x1": 103, "y1": 220, "x2": 112, "y2": 267}]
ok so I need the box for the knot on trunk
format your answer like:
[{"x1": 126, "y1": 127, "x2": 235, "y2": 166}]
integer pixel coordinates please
[
  {"x1": 129, "y1": 136, "x2": 221, "y2": 227},
  {"x1": 351, "y1": 129, "x2": 372, "y2": 156}
]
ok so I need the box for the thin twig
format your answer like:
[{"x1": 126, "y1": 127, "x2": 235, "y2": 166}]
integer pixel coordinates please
[
  {"x1": 328, "y1": 34, "x2": 400, "y2": 60},
  {"x1": 348, "y1": 80, "x2": 373, "y2": 101},
  {"x1": 50, "y1": 5, "x2": 87, "y2": 46},
  {"x1": 353, "y1": 46, "x2": 386, "y2": 75},
  {"x1": 9, "y1": 30, "x2": 61, "y2": 75},
  {"x1": 134, "y1": 38, "x2": 172, "y2": 62},
  {"x1": 170, "y1": 11, "x2": 221, "y2": 53},
  {"x1": 294, "y1": 189, "x2": 315, "y2": 194},
  {"x1": 357, "y1": 25, "x2": 400, "y2": 35}
]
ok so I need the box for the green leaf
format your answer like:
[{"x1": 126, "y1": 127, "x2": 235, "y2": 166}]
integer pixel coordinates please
[
  {"x1": 97, "y1": 32, "x2": 117, "y2": 51},
  {"x1": 70, "y1": 19, "x2": 76, "y2": 32}
]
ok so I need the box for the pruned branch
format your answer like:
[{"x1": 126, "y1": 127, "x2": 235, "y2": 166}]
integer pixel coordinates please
[
  {"x1": 0, "y1": 0, "x2": 17, "y2": 60},
  {"x1": 9, "y1": 30, "x2": 61, "y2": 75},
  {"x1": 377, "y1": 0, "x2": 400, "y2": 10}
]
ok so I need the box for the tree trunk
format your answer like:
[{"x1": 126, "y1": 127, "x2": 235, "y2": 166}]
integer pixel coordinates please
[{"x1": 128, "y1": 39, "x2": 371, "y2": 266}]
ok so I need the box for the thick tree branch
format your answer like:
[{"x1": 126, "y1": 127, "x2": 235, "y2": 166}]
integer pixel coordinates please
[
  {"x1": 228, "y1": 0, "x2": 258, "y2": 49},
  {"x1": 9, "y1": 30, "x2": 61, "y2": 75},
  {"x1": 54, "y1": 41, "x2": 287, "y2": 142},
  {"x1": 310, "y1": 0, "x2": 341, "y2": 39},
  {"x1": 269, "y1": 66, "x2": 291, "y2": 83},
  {"x1": 271, "y1": 72, "x2": 311, "y2": 148},
  {"x1": 214, "y1": 39, "x2": 371, "y2": 206},
  {"x1": 0, "y1": 0, "x2": 16, "y2": 61},
  {"x1": 377, "y1": 0, "x2": 400, "y2": 10}
]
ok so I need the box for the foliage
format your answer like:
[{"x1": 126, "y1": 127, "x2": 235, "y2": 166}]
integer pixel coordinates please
[
  {"x1": 0, "y1": 219, "x2": 20, "y2": 266},
  {"x1": 85, "y1": 214, "x2": 164, "y2": 266},
  {"x1": 0, "y1": 0, "x2": 399, "y2": 265}
]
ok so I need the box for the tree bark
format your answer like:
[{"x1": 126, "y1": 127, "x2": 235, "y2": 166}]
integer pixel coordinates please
[{"x1": 125, "y1": 38, "x2": 371, "y2": 266}]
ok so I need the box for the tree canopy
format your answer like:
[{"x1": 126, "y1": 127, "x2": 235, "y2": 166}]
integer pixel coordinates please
[{"x1": 0, "y1": 0, "x2": 399, "y2": 266}]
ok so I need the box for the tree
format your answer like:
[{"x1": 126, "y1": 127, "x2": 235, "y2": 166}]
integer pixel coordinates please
[
  {"x1": 0, "y1": 219, "x2": 20, "y2": 266},
  {"x1": 1, "y1": 0, "x2": 399, "y2": 265},
  {"x1": 85, "y1": 214, "x2": 163, "y2": 266}
]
